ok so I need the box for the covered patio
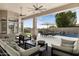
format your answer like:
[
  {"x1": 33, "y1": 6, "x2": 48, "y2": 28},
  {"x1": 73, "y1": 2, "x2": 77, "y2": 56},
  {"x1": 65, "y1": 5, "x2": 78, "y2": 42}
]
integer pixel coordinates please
[
  {"x1": 0, "y1": 3, "x2": 79, "y2": 56},
  {"x1": 0, "y1": 3, "x2": 79, "y2": 37},
  {"x1": 0, "y1": 3, "x2": 79, "y2": 44}
]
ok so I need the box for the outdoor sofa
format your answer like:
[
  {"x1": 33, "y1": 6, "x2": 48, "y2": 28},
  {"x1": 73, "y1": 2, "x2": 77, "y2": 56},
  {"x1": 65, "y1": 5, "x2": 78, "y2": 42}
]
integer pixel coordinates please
[
  {"x1": 0, "y1": 39, "x2": 40, "y2": 56},
  {"x1": 51, "y1": 39, "x2": 79, "y2": 56},
  {"x1": 0, "y1": 33, "x2": 41, "y2": 56}
]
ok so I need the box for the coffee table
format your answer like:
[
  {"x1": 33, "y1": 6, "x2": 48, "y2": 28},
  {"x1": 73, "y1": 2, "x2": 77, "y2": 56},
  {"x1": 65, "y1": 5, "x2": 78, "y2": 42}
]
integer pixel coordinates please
[
  {"x1": 24, "y1": 40, "x2": 36, "y2": 49},
  {"x1": 24, "y1": 40, "x2": 48, "y2": 55}
]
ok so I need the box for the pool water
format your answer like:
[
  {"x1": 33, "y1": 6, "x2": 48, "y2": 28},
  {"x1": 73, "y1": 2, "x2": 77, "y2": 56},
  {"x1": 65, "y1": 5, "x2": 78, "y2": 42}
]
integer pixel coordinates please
[{"x1": 64, "y1": 34, "x2": 79, "y2": 38}]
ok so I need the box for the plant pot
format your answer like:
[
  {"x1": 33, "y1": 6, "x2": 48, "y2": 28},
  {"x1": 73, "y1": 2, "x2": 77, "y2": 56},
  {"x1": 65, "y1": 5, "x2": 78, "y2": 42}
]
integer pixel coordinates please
[{"x1": 32, "y1": 35, "x2": 37, "y2": 40}]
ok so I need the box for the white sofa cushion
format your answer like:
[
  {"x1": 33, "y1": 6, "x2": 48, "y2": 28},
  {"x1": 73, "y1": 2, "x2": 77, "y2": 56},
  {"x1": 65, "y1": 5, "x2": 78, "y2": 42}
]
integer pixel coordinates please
[
  {"x1": 61, "y1": 39, "x2": 75, "y2": 48},
  {"x1": 52, "y1": 44, "x2": 73, "y2": 53},
  {"x1": 0, "y1": 40, "x2": 20, "y2": 56},
  {"x1": 52, "y1": 39, "x2": 79, "y2": 55},
  {"x1": 8, "y1": 34, "x2": 16, "y2": 42},
  {"x1": 8, "y1": 42, "x2": 20, "y2": 51},
  {"x1": 73, "y1": 40, "x2": 79, "y2": 54},
  {"x1": 19, "y1": 46, "x2": 40, "y2": 56}
]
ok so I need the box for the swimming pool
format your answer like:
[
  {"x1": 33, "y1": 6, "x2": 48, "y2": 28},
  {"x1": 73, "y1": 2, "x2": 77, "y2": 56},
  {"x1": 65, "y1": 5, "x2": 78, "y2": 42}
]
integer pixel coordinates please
[{"x1": 64, "y1": 34, "x2": 79, "y2": 38}]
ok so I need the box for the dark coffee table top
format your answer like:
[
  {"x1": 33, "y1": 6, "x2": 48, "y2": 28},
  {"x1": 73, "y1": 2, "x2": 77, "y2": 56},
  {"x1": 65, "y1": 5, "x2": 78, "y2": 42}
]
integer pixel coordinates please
[{"x1": 25, "y1": 40, "x2": 36, "y2": 46}]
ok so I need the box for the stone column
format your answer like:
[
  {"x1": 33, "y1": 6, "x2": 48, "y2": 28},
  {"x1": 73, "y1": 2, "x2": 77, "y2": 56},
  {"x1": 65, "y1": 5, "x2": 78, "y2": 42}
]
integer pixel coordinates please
[
  {"x1": 32, "y1": 17, "x2": 38, "y2": 40},
  {"x1": 18, "y1": 17, "x2": 22, "y2": 34},
  {"x1": 14, "y1": 22, "x2": 17, "y2": 34},
  {"x1": 17, "y1": 17, "x2": 24, "y2": 34},
  {"x1": 21, "y1": 20, "x2": 24, "y2": 33}
]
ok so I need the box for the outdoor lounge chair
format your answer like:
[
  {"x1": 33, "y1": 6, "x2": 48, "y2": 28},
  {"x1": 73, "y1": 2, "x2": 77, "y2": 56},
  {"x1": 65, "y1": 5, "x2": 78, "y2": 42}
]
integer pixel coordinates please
[{"x1": 51, "y1": 39, "x2": 79, "y2": 56}]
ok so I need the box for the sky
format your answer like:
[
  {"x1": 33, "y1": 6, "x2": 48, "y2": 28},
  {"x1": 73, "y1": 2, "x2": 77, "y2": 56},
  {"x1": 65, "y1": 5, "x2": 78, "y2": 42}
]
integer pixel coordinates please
[
  {"x1": 37, "y1": 14, "x2": 56, "y2": 28},
  {"x1": 23, "y1": 14, "x2": 56, "y2": 28},
  {"x1": 23, "y1": 9, "x2": 79, "y2": 28},
  {"x1": 23, "y1": 18, "x2": 33, "y2": 28},
  {"x1": 76, "y1": 9, "x2": 79, "y2": 24}
]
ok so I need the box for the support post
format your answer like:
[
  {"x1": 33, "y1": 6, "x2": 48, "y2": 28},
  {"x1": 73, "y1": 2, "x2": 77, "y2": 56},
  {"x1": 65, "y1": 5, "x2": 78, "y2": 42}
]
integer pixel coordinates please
[
  {"x1": 18, "y1": 17, "x2": 22, "y2": 34},
  {"x1": 32, "y1": 17, "x2": 38, "y2": 40},
  {"x1": 21, "y1": 20, "x2": 24, "y2": 33}
]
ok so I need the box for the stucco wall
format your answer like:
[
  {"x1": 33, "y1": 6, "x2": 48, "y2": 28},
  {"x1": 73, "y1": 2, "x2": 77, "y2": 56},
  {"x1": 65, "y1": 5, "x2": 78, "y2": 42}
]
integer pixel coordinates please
[{"x1": 0, "y1": 10, "x2": 19, "y2": 38}]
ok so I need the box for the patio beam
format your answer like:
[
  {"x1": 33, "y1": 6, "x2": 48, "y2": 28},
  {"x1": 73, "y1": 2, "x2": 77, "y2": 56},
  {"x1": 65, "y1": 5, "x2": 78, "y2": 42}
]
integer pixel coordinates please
[{"x1": 22, "y1": 3, "x2": 79, "y2": 20}]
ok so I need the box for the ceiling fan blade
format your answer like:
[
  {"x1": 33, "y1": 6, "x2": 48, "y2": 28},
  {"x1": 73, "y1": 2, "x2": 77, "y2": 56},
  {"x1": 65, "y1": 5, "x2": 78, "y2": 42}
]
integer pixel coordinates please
[
  {"x1": 36, "y1": 3, "x2": 39, "y2": 7},
  {"x1": 33, "y1": 5, "x2": 37, "y2": 9},
  {"x1": 39, "y1": 5, "x2": 43, "y2": 9}
]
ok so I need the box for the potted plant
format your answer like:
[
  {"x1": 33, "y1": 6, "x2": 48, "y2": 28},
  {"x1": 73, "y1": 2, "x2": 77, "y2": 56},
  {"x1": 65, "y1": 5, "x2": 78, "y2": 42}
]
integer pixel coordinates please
[{"x1": 32, "y1": 35, "x2": 37, "y2": 40}]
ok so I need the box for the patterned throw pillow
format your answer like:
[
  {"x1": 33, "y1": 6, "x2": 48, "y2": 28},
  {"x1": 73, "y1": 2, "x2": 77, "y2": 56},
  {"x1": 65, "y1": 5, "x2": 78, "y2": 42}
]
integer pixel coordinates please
[{"x1": 8, "y1": 42, "x2": 20, "y2": 51}]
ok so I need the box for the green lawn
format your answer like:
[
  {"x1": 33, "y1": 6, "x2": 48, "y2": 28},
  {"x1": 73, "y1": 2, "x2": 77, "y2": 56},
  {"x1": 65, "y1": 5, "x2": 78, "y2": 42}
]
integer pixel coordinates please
[
  {"x1": 26, "y1": 33, "x2": 31, "y2": 35},
  {"x1": 24, "y1": 33, "x2": 32, "y2": 37}
]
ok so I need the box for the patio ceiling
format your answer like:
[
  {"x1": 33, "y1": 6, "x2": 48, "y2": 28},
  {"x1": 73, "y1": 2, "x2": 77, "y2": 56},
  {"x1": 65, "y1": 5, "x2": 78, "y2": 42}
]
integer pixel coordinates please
[
  {"x1": 23, "y1": 3, "x2": 79, "y2": 20},
  {"x1": 0, "y1": 3, "x2": 68, "y2": 19},
  {"x1": 0, "y1": 3, "x2": 79, "y2": 20}
]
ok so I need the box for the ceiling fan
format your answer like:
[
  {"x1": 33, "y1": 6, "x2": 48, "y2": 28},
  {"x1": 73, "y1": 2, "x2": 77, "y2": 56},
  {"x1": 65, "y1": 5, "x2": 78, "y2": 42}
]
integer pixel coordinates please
[
  {"x1": 19, "y1": 7, "x2": 26, "y2": 16},
  {"x1": 28, "y1": 4, "x2": 47, "y2": 13}
]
